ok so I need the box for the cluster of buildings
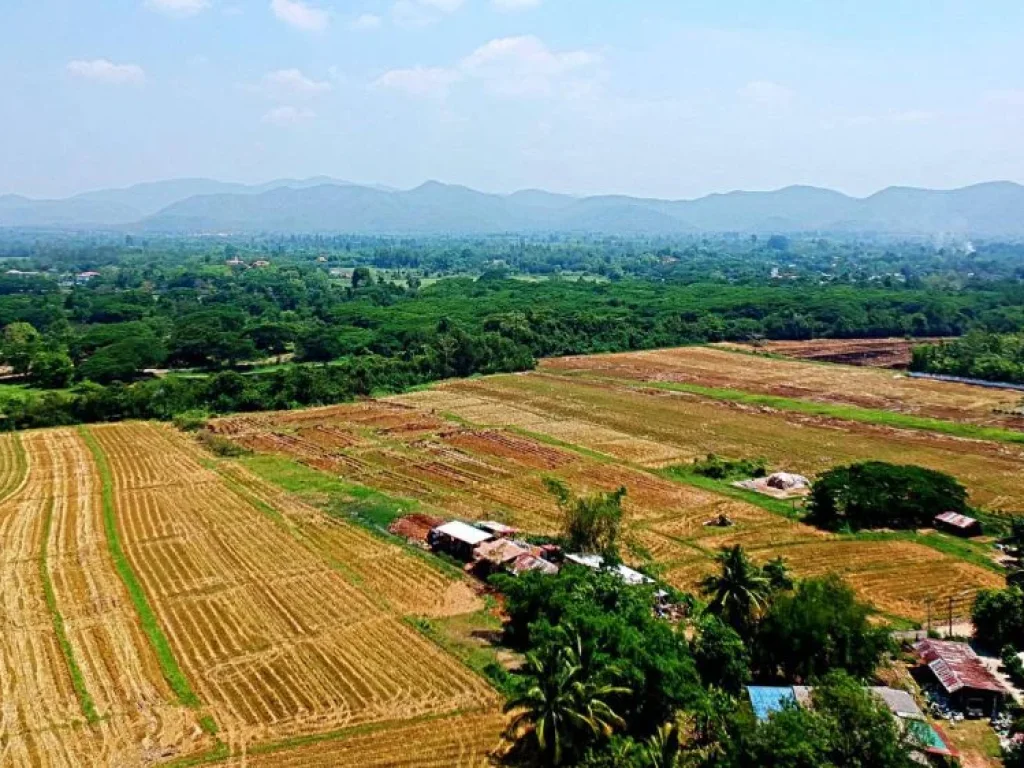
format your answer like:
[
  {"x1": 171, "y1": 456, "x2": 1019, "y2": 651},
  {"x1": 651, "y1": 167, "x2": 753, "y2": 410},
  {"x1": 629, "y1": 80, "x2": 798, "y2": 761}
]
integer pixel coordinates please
[{"x1": 747, "y1": 638, "x2": 1011, "y2": 764}]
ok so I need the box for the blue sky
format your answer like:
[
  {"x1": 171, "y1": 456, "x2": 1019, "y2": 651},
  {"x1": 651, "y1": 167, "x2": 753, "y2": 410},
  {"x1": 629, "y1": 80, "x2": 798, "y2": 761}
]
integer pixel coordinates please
[{"x1": 1, "y1": 0, "x2": 1022, "y2": 198}]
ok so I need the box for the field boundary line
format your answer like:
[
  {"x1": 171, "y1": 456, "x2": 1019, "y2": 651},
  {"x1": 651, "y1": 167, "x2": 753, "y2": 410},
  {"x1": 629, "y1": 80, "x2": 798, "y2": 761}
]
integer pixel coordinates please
[
  {"x1": 0, "y1": 432, "x2": 30, "y2": 502},
  {"x1": 39, "y1": 494, "x2": 100, "y2": 724},
  {"x1": 560, "y1": 371, "x2": 1024, "y2": 446},
  {"x1": 78, "y1": 426, "x2": 217, "y2": 735},
  {"x1": 167, "y1": 707, "x2": 501, "y2": 768}
]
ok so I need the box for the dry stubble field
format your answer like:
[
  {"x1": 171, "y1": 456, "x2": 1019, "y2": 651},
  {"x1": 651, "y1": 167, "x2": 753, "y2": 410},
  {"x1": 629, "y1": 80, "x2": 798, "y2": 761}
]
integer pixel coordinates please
[
  {"x1": 0, "y1": 424, "x2": 505, "y2": 766},
  {"x1": 211, "y1": 378, "x2": 1008, "y2": 623}
]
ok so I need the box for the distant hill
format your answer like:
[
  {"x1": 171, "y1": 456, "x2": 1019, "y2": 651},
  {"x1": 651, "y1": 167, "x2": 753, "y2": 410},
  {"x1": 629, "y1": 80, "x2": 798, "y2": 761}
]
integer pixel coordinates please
[{"x1": 2, "y1": 178, "x2": 1023, "y2": 236}]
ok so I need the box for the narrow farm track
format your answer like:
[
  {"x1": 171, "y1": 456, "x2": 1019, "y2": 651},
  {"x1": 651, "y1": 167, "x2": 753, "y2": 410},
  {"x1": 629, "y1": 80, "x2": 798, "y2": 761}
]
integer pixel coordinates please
[
  {"x1": 0, "y1": 429, "x2": 205, "y2": 766},
  {"x1": 88, "y1": 422, "x2": 498, "y2": 754}
]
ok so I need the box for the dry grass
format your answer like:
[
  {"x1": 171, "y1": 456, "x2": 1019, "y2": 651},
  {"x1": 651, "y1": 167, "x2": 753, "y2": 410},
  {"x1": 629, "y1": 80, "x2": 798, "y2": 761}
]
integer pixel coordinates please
[{"x1": 405, "y1": 374, "x2": 1024, "y2": 511}]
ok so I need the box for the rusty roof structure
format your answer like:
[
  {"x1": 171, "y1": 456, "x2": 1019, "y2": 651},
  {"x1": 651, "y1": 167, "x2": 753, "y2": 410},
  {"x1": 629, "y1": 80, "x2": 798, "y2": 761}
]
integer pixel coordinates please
[
  {"x1": 913, "y1": 639, "x2": 1008, "y2": 695},
  {"x1": 934, "y1": 511, "x2": 979, "y2": 530}
]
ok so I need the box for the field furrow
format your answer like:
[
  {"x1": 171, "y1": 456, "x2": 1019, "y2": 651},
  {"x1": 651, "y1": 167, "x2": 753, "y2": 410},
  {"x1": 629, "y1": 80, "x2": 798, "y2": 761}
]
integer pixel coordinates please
[{"x1": 89, "y1": 422, "x2": 498, "y2": 752}]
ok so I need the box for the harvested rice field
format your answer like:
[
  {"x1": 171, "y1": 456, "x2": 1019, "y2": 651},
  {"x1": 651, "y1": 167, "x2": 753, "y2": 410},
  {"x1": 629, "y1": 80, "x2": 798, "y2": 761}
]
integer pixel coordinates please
[
  {"x1": 543, "y1": 344, "x2": 1024, "y2": 430},
  {"x1": 211, "y1": 387, "x2": 1007, "y2": 624},
  {"x1": 396, "y1": 373, "x2": 1024, "y2": 511},
  {"x1": 0, "y1": 422, "x2": 503, "y2": 765}
]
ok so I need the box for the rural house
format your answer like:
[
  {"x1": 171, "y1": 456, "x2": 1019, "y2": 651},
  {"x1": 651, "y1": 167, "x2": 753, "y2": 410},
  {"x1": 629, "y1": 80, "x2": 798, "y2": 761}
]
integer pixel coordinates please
[
  {"x1": 747, "y1": 685, "x2": 957, "y2": 762},
  {"x1": 913, "y1": 639, "x2": 1008, "y2": 717}
]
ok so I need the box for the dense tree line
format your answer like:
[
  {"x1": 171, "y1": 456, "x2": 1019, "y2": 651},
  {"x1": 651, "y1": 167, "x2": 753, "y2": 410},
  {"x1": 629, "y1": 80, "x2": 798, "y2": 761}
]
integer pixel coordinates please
[
  {"x1": 0, "y1": 237, "x2": 1021, "y2": 428},
  {"x1": 911, "y1": 330, "x2": 1024, "y2": 384},
  {"x1": 806, "y1": 461, "x2": 970, "y2": 531}
]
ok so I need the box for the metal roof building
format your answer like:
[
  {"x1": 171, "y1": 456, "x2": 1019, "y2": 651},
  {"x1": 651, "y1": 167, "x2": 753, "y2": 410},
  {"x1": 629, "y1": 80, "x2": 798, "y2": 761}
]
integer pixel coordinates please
[
  {"x1": 933, "y1": 511, "x2": 981, "y2": 537},
  {"x1": 913, "y1": 639, "x2": 1007, "y2": 717}
]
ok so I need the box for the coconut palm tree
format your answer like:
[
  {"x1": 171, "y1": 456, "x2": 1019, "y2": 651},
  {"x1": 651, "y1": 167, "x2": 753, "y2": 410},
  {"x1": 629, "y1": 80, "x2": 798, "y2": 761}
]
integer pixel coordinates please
[
  {"x1": 699, "y1": 545, "x2": 771, "y2": 637},
  {"x1": 504, "y1": 632, "x2": 629, "y2": 765}
]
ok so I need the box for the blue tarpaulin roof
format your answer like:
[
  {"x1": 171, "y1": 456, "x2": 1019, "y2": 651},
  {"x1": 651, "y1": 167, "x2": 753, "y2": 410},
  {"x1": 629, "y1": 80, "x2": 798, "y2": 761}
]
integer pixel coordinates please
[{"x1": 747, "y1": 686, "x2": 796, "y2": 722}]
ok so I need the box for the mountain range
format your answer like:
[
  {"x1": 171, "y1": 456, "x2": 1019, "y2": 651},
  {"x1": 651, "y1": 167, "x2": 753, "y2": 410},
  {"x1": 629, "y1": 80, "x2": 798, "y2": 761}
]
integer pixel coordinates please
[{"x1": 2, "y1": 178, "x2": 1023, "y2": 236}]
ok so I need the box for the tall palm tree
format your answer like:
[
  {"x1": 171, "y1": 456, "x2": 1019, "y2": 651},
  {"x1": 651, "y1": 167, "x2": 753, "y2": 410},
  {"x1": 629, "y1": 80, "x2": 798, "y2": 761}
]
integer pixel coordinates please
[
  {"x1": 699, "y1": 545, "x2": 771, "y2": 636},
  {"x1": 504, "y1": 633, "x2": 628, "y2": 765}
]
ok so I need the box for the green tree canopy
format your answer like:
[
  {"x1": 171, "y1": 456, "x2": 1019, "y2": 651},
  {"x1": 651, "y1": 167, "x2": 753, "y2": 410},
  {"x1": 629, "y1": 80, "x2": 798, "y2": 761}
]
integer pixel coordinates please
[{"x1": 807, "y1": 461, "x2": 969, "y2": 531}]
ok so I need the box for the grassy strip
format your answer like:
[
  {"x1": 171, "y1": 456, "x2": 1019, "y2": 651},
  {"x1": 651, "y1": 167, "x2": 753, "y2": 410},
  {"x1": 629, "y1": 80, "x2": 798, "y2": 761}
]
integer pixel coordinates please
[
  {"x1": 638, "y1": 379, "x2": 1024, "y2": 445},
  {"x1": 79, "y1": 427, "x2": 213, "y2": 726},
  {"x1": 39, "y1": 496, "x2": 100, "y2": 724},
  {"x1": 232, "y1": 452, "x2": 466, "y2": 580},
  {"x1": 2, "y1": 432, "x2": 28, "y2": 500},
  {"x1": 240, "y1": 453, "x2": 419, "y2": 529}
]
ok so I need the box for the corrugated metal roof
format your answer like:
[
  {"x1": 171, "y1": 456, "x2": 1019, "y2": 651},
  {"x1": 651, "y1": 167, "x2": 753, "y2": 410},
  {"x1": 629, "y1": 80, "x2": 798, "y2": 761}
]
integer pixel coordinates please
[
  {"x1": 747, "y1": 687, "x2": 795, "y2": 722},
  {"x1": 433, "y1": 521, "x2": 493, "y2": 546},
  {"x1": 934, "y1": 511, "x2": 979, "y2": 529},
  {"x1": 913, "y1": 639, "x2": 1008, "y2": 695}
]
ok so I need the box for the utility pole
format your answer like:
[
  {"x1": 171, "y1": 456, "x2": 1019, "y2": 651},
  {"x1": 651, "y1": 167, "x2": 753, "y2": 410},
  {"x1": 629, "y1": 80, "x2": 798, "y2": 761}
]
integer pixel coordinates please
[{"x1": 948, "y1": 595, "x2": 954, "y2": 637}]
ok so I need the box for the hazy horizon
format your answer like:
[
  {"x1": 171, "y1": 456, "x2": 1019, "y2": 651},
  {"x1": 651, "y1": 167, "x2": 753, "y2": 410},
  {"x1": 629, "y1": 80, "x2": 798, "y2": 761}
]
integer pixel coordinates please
[
  {"x1": 3, "y1": 0, "x2": 1023, "y2": 199},
  {"x1": 5, "y1": 175, "x2": 1024, "y2": 204}
]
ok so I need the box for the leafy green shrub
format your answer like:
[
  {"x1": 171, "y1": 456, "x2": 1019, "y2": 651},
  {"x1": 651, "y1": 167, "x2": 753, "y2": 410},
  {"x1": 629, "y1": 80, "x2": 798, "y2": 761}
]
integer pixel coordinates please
[
  {"x1": 172, "y1": 409, "x2": 210, "y2": 432},
  {"x1": 197, "y1": 432, "x2": 251, "y2": 457},
  {"x1": 689, "y1": 453, "x2": 767, "y2": 480}
]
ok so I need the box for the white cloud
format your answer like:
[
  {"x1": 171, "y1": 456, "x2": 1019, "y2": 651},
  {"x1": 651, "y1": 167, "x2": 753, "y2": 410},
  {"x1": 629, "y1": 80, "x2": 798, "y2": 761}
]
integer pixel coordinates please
[
  {"x1": 460, "y1": 36, "x2": 599, "y2": 96},
  {"x1": 350, "y1": 13, "x2": 382, "y2": 29},
  {"x1": 67, "y1": 59, "x2": 146, "y2": 85},
  {"x1": 419, "y1": 0, "x2": 465, "y2": 11},
  {"x1": 374, "y1": 66, "x2": 462, "y2": 98},
  {"x1": 270, "y1": 0, "x2": 328, "y2": 32},
  {"x1": 738, "y1": 80, "x2": 793, "y2": 109},
  {"x1": 145, "y1": 0, "x2": 209, "y2": 16},
  {"x1": 261, "y1": 68, "x2": 332, "y2": 98},
  {"x1": 261, "y1": 105, "x2": 316, "y2": 125},
  {"x1": 391, "y1": 0, "x2": 463, "y2": 27},
  {"x1": 492, "y1": 0, "x2": 541, "y2": 11}
]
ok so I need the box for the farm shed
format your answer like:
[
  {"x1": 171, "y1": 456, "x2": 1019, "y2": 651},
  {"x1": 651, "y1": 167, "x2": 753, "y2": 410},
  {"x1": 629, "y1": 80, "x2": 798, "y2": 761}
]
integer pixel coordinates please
[
  {"x1": 747, "y1": 685, "x2": 956, "y2": 760},
  {"x1": 913, "y1": 639, "x2": 1008, "y2": 717},
  {"x1": 565, "y1": 553, "x2": 654, "y2": 586},
  {"x1": 476, "y1": 521, "x2": 518, "y2": 537},
  {"x1": 428, "y1": 521, "x2": 493, "y2": 561},
  {"x1": 933, "y1": 511, "x2": 981, "y2": 537}
]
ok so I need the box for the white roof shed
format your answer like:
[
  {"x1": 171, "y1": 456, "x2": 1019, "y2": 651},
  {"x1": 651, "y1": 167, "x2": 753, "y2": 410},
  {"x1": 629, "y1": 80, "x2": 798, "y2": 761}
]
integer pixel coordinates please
[{"x1": 433, "y1": 521, "x2": 493, "y2": 546}]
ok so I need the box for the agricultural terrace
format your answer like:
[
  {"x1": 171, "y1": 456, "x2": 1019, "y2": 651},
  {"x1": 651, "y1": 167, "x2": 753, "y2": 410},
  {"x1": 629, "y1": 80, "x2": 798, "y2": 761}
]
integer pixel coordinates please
[
  {"x1": 399, "y1": 373, "x2": 1024, "y2": 511},
  {"x1": 0, "y1": 422, "x2": 503, "y2": 765},
  {"x1": 212, "y1": 396, "x2": 1004, "y2": 623},
  {"x1": 542, "y1": 344, "x2": 1024, "y2": 430}
]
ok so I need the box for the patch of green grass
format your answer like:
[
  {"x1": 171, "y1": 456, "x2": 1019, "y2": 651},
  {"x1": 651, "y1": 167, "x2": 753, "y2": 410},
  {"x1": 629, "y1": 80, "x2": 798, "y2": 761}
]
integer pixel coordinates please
[
  {"x1": 234, "y1": 452, "x2": 466, "y2": 582},
  {"x1": 79, "y1": 427, "x2": 214, "y2": 732},
  {"x1": 405, "y1": 611, "x2": 515, "y2": 694},
  {"x1": 660, "y1": 465, "x2": 805, "y2": 520},
  {"x1": 239, "y1": 453, "x2": 419, "y2": 529},
  {"x1": 844, "y1": 529, "x2": 1002, "y2": 575},
  {"x1": 39, "y1": 497, "x2": 100, "y2": 724},
  {"x1": 643, "y1": 380, "x2": 1024, "y2": 445}
]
